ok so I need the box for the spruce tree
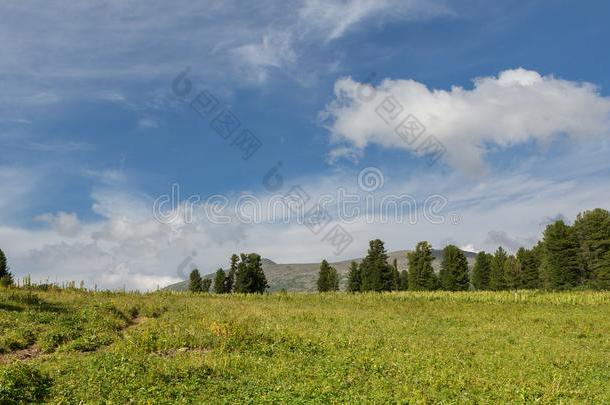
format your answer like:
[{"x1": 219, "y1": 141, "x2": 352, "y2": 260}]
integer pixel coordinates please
[
  {"x1": 360, "y1": 239, "x2": 392, "y2": 291},
  {"x1": 516, "y1": 247, "x2": 539, "y2": 289},
  {"x1": 391, "y1": 258, "x2": 400, "y2": 291},
  {"x1": 328, "y1": 265, "x2": 339, "y2": 292},
  {"x1": 439, "y1": 245, "x2": 469, "y2": 291},
  {"x1": 317, "y1": 260, "x2": 339, "y2": 292},
  {"x1": 201, "y1": 278, "x2": 212, "y2": 293},
  {"x1": 594, "y1": 250, "x2": 610, "y2": 289},
  {"x1": 214, "y1": 268, "x2": 226, "y2": 294},
  {"x1": 0, "y1": 249, "x2": 13, "y2": 287},
  {"x1": 234, "y1": 253, "x2": 268, "y2": 294},
  {"x1": 489, "y1": 247, "x2": 508, "y2": 291},
  {"x1": 471, "y1": 252, "x2": 491, "y2": 290},
  {"x1": 224, "y1": 254, "x2": 239, "y2": 293},
  {"x1": 574, "y1": 209, "x2": 610, "y2": 286},
  {"x1": 542, "y1": 220, "x2": 581, "y2": 290},
  {"x1": 407, "y1": 241, "x2": 437, "y2": 291},
  {"x1": 503, "y1": 255, "x2": 522, "y2": 290},
  {"x1": 189, "y1": 269, "x2": 203, "y2": 293},
  {"x1": 399, "y1": 270, "x2": 409, "y2": 291},
  {"x1": 347, "y1": 261, "x2": 361, "y2": 292}
]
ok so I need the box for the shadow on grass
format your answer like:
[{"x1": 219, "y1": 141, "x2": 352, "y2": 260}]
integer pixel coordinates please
[{"x1": 0, "y1": 292, "x2": 67, "y2": 313}]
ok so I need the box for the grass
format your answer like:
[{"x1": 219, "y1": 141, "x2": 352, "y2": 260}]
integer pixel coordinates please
[{"x1": 2, "y1": 288, "x2": 610, "y2": 403}]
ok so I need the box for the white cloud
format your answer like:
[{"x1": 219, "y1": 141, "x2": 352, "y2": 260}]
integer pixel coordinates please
[
  {"x1": 138, "y1": 118, "x2": 159, "y2": 129},
  {"x1": 323, "y1": 68, "x2": 610, "y2": 174},
  {"x1": 299, "y1": 0, "x2": 451, "y2": 42},
  {"x1": 0, "y1": 0, "x2": 451, "y2": 114},
  {"x1": 34, "y1": 211, "x2": 82, "y2": 237},
  {"x1": 2, "y1": 160, "x2": 610, "y2": 290}
]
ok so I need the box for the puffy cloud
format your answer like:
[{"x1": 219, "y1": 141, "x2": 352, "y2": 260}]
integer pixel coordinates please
[
  {"x1": 323, "y1": 68, "x2": 610, "y2": 174},
  {"x1": 34, "y1": 211, "x2": 82, "y2": 237},
  {"x1": 3, "y1": 139, "x2": 610, "y2": 290}
]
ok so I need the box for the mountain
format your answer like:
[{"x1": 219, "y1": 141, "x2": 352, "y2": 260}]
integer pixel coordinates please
[{"x1": 162, "y1": 249, "x2": 477, "y2": 292}]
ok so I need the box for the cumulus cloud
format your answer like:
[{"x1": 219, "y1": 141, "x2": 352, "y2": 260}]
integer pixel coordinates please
[
  {"x1": 34, "y1": 212, "x2": 82, "y2": 237},
  {"x1": 323, "y1": 68, "x2": 610, "y2": 174},
  {"x1": 3, "y1": 137, "x2": 610, "y2": 290}
]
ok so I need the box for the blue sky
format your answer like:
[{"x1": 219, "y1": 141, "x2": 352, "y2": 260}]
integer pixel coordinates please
[{"x1": 2, "y1": 1, "x2": 610, "y2": 289}]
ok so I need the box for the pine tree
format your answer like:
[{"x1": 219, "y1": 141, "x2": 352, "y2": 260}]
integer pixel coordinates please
[
  {"x1": 399, "y1": 270, "x2": 409, "y2": 291},
  {"x1": 594, "y1": 250, "x2": 610, "y2": 289},
  {"x1": 234, "y1": 253, "x2": 268, "y2": 294},
  {"x1": 360, "y1": 239, "x2": 392, "y2": 291},
  {"x1": 214, "y1": 268, "x2": 226, "y2": 294},
  {"x1": 201, "y1": 278, "x2": 212, "y2": 293},
  {"x1": 439, "y1": 245, "x2": 469, "y2": 291},
  {"x1": 328, "y1": 266, "x2": 339, "y2": 292},
  {"x1": 407, "y1": 241, "x2": 437, "y2": 291},
  {"x1": 189, "y1": 269, "x2": 203, "y2": 293},
  {"x1": 391, "y1": 258, "x2": 400, "y2": 291},
  {"x1": 516, "y1": 247, "x2": 539, "y2": 289},
  {"x1": 574, "y1": 209, "x2": 610, "y2": 286},
  {"x1": 317, "y1": 260, "x2": 339, "y2": 292},
  {"x1": 489, "y1": 247, "x2": 508, "y2": 291},
  {"x1": 504, "y1": 255, "x2": 522, "y2": 290},
  {"x1": 542, "y1": 220, "x2": 581, "y2": 290},
  {"x1": 347, "y1": 261, "x2": 361, "y2": 292},
  {"x1": 0, "y1": 249, "x2": 13, "y2": 287},
  {"x1": 471, "y1": 252, "x2": 492, "y2": 290},
  {"x1": 224, "y1": 254, "x2": 239, "y2": 293}
]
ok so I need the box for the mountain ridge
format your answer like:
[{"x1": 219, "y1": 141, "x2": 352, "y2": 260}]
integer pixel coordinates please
[{"x1": 163, "y1": 249, "x2": 477, "y2": 292}]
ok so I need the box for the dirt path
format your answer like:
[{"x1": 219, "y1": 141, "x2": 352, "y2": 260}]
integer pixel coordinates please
[
  {"x1": 0, "y1": 316, "x2": 150, "y2": 364},
  {"x1": 0, "y1": 345, "x2": 42, "y2": 364}
]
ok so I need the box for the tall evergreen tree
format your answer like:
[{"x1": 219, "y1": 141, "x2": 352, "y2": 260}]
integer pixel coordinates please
[
  {"x1": 407, "y1": 241, "x2": 437, "y2": 291},
  {"x1": 399, "y1": 270, "x2": 409, "y2": 291},
  {"x1": 360, "y1": 239, "x2": 393, "y2": 291},
  {"x1": 317, "y1": 260, "x2": 339, "y2": 292},
  {"x1": 542, "y1": 220, "x2": 581, "y2": 290},
  {"x1": 347, "y1": 261, "x2": 361, "y2": 292},
  {"x1": 201, "y1": 278, "x2": 212, "y2": 293},
  {"x1": 189, "y1": 269, "x2": 203, "y2": 293},
  {"x1": 234, "y1": 253, "x2": 268, "y2": 294},
  {"x1": 489, "y1": 247, "x2": 508, "y2": 291},
  {"x1": 317, "y1": 259, "x2": 330, "y2": 292},
  {"x1": 516, "y1": 247, "x2": 539, "y2": 289},
  {"x1": 0, "y1": 249, "x2": 13, "y2": 287},
  {"x1": 594, "y1": 250, "x2": 610, "y2": 289},
  {"x1": 503, "y1": 255, "x2": 522, "y2": 290},
  {"x1": 391, "y1": 258, "x2": 400, "y2": 291},
  {"x1": 224, "y1": 254, "x2": 239, "y2": 293},
  {"x1": 439, "y1": 245, "x2": 469, "y2": 291},
  {"x1": 214, "y1": 268, "x2": 226, "y2": 294},
  {"x1": 573, "y1": 209, "x2": 610, "y2": 285},
  {"x1": 471, "y1": 252, "x2": 492, "y2": 290}
]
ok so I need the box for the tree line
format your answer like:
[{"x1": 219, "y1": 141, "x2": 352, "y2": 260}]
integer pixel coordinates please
[
  {"x1": 189, "y1": 253, "x2": 268, "y2": 294},
  {"x1": 318, "y1": 208, "x2": 610, "y2": 292}
]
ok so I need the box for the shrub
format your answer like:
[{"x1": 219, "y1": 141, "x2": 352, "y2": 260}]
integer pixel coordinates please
[{"x1": 0, "y1": 362, "x2": 52, "y2": 403}]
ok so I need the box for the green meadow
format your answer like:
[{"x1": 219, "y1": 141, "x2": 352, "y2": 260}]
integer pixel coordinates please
[{"x1": 2, "y1": 288, "x2": 610, "y2": 403}]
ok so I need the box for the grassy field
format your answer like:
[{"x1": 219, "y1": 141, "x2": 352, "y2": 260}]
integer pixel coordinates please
[{"x1": 2, "y1": 289, "x2": 610, "y2": 403}]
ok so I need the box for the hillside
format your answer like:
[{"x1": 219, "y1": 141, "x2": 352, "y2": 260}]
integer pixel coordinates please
[{"x1": 163, "y1": 249, "x2": 477, "y2": 292}]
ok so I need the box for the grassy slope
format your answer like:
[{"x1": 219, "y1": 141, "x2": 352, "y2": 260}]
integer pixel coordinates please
[{"x1": 2, "y1": 289, "x2": 610, "y2": 403}]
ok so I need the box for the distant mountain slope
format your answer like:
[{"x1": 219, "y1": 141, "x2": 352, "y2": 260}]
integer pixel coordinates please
[{"x1": 163, "y1": 249, "x2": 477, "y2": 292}]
